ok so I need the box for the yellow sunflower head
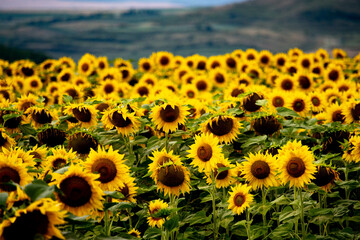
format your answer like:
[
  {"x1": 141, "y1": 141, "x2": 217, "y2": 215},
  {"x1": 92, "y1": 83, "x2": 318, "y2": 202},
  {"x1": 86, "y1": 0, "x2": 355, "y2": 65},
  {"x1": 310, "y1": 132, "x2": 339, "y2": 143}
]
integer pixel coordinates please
[
  {"x1": 64, "y1": 103, "x2": 98, "y2": 129},
  {"x1": 147, "y1": 199, "x2": 169, "y2": 228},
  {"x1": 286, "y1": 93, "x2": 310, "y2": 117},
  {"x1": 46, "y1": 146, "x2": 77, "y2": 172},
  {"x1": 84, "y1": 145, "x2": 129, "y2": 191},
  {"x1": 128, "y1": 228, "x2": 141, "y2": 238},
  {"x1": 342, "y1": 99, "x2": 360, "y2": 124},
  {"x1": 241, "y1": 151, "x2": 279, "y2": 190},
  {"x1": 24, "y1": 106, "x2": 57, "y2": 129},
  {"x1": 15, "y1": 94, "x2": 37, "y2": 112},
  {"x1": 202, "y1": 115, "x2": 242, "y2": 144},
  {"x1": 227, "y1": 183, "x2": 253, "y2": 215},
  {"x1": 52, "y1": 164, "x2": 104, "y2": 216},
  {"x1": 138, "y1": 58, "x2": 154, "y2": 72},
  {"x1": 206, "y1": 159, "x2": 236, "y2": 188},
  {"x1": 101, "y1": 107, "x2": 141, "y2": 136},
  {"x1": 117, "y1": 175, "x2": 138, "y2": 203},
  {"x1": 324, "y1": 103, "x2": 345, "y2": 124}
]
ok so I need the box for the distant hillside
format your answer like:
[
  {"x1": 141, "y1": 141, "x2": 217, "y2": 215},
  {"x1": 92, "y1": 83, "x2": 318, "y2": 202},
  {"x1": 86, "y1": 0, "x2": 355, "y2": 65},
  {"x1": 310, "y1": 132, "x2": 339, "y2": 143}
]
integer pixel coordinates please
[
  {"x1": 0, "y1": 0, "x2": 359, "y2": 61},
  {"x1": 0, "y1": 44, "x2": 49, "y2": 63}
]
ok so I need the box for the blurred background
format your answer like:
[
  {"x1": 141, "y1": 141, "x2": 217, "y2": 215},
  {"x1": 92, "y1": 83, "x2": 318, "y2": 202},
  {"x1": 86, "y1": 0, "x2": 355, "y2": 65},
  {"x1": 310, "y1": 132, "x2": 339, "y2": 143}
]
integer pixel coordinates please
[{"x1": 0, "y1": 0, "x2": 359, "y2": 63}]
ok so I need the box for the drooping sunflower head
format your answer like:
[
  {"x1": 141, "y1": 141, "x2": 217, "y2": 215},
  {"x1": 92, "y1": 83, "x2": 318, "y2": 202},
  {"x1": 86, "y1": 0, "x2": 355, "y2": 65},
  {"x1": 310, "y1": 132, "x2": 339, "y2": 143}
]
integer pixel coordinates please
[
  {"x1": 227, "y1": 183, "x2": 253, "y2": 215},
  {"x1": 251, "y1": 113, "x2": 282, "y2": 136},
  {"x1": 202, "y1": 115, "x2": 242, "y2": 144},
  {"x1": 241, "y1": 151, "x2": 279, "y2": 190},
  {"x1": 37, "y1": 127, "x2": 67, "y2": 147},
  {"x1": 148, "y1": 148, "x2": 182, "y2": 179},
  {"x1": 52, "y1": 164, "x2": 104, "y2": 216},
  {"x1": 312, "y1": 166, "x2": 339, "y2": 192},
  {"x1": 242, "y1": 91, "x2": 265, "y2": 113},
  {"x1": 101, "y1": 107, "x2": 141, "y2": 136},
  {"x1": 84, "y1": 145, "x2": 129, "y2": 191},
  {"x1": 0, "y1": 129, "x2": 16, "y2": 151},
  {"x1": 206, "y1": 158, "x2": 236, "y2": 188},
  {"x1": 147, "y1": 199, "x2": 169, "y2": 228},
  {"x1": 0, "y1": 198, "x2": 66, "y2": 240},
  {"x1": 324, "y1": 103, "x2": 345, "y2": 124},
  {"x1": 277, "y1": 140, "x2": 316, "y2": 188},
  {"x1": 150, "y1": 101, "x2": 189, "y2": 133},
  {"x1": 322, "y1": 130, "x2": 350, "y2": 154},
  {"x1": 342, "y1": 99, "x2": 360, "y2": 124},
  {"x1": 68, "y1": 131, "x2": 98, "y2": 155},
  {"x1": 24, "y1": 106, "x2": 57, "y2": 128},
  {"x1": 64, "y1": 103, "x2": 98, "y2": 129},
  {"x1": 187, "y1": 133, "x2": 224, "y2": 173},
  {"x1": 128, "y1": 228, "x2": 141, "y2": 238}
]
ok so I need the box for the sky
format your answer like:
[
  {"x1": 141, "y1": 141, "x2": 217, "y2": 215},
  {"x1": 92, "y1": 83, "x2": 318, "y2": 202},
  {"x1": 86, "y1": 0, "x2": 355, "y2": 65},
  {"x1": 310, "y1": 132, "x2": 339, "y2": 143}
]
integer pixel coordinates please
[{"x1": 0, "y1": 0, "x2": 246, "y2": 11}]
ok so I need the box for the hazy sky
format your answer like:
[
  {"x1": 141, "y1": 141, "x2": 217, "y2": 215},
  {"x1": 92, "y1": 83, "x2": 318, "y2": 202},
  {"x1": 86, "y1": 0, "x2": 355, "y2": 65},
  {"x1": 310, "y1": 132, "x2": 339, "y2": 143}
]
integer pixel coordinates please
[{"x1": 0, "y1": 0, "x2": 246, "y2": 11}]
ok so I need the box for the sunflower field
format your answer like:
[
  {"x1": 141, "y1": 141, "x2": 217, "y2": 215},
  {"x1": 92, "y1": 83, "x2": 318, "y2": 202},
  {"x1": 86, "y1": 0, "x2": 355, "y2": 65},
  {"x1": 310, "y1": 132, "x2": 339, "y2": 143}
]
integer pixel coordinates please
[{"x1": 0, "y1": 48, "x2": 360, "y2": 240}]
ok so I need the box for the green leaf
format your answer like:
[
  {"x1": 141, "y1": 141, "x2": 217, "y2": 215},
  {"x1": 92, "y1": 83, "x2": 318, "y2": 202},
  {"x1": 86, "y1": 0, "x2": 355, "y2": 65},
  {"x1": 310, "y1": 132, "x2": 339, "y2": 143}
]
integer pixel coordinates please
[
  {"x1": 271, "y1": 195, "x2": 291, "y2": 205},
  {"x1": 0, "y1": 192, "x2": 8, "y2": 208},
  {"x1": 63, "y1": 95, "x2": 73, "y2": 103},
  {"x1": 183, "y1": 210, "x2": 212, "y2": 226},
  {"x1": 24, "y1": 181, "x2": 55, "y2": 201},
  {"x1": 276, "y1": 107, "x2": 300, "y2": 117},
  {"x1": 2, "y1": 113, "x2": 22, "y2": 122},
  {"x1": 143, "y1": 227, "x2": 161, "y2": 239},
  {"x1": 256, "y1": 99, "x2": 268, "y2": 106},
  {"x1": 164, "y1": 215, "x2": 179, "y2": 231},
  {"x1": 19, "y1": 124, "x2": 36, "y2": 135},
  {"x1": 242, "y1": 135, "x2": 267, "y2": 148},
  {"x1": 108, "y1": 202, "x2": 134, "y2": 213},
  {"x1": 104, "y1": 191, "x2": 125, "y2": 200}
]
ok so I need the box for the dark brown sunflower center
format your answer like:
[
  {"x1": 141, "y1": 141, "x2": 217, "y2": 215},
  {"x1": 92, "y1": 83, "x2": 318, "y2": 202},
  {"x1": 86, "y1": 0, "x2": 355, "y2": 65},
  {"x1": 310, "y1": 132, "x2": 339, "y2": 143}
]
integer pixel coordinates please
[
  {"x1": 159, "y1": 105, "x2": 180, "y2": 123},
  {"x1": 197, "y1": 61, "x2": 206, "y2": 70},
  {"x1": 4, "y1": 116, "x2": 22, "y2": 129},
  {"x1": 110, "y1": 111, "x2": 132, "y2": 128},
  {"x1": 32, "y1": 110, "x2": 52, "y2": 124},
  {"x1": 68, "y1": 133, "x2": 98, "y2": 154},
  {"x1": 311, "y1": 97, "x2": 320, "y2": 106},
  {"x1": 253, "y1": 116, "x2": 281, "y2": 135},
  {"x1": 351, "y1": 103, "x2": 360, "y2": 121},
  {"x1": 226, "y1": 58, "x2": 236, "y2": 68},
  {"x1": 299, "y1": 76, "x2": 311, "y2": 89},
  {"x1": 187, "y1": 90, "x2": 195, "y2": 98},
  {"x1": 120, "y1": 184, "x2": 129, "y2": 198},
  {"x1": 277, "y1": 58, "x2": 285, "y2": 66},
  {"x1": 338, "y1": 85, "x2": 349, "y2": 92},
  {"x1": 208, "y1": 117, "x2": 234, "y2": 136},
  {"x1": 211, "y1": 61, "x2": 220, "y2": 69},
  {"x1": 292, "y1": 99, "x2": 305, "y2": 112},
  {"x1": 243, "y1": 93, "x2": 263, "y2": 112},
  {"x1": 215, "y1": 73, "x2": 225, "y2": 83},
  {"x1": 2, "y1": 210, "x2": 49, "y2": 240},
  {"x1": 328, "y1": 70, "x2": 339, "y2": 81},
  {"x1": 0, "y1": 167, "x2": 20, "y2": 191},
  {"x1": 61, "y1": 73, "x2": 70, "y2": 81},
  {"x1": 215, "y1": 163, "x2": 228, "y2": 180},
  {"x1": 231, "y1": 88, "x2": 244, "y2": 97},
  {"x1": 197, "y1": 143, "x2": 213, "y2": 162},
  {"x1": 30, "y1": 152, "x2": 42, "y2": 160},
  {"x1": 59, "y1": 176, "x2": 92, "y2": 207},
  {"x1": 158, "y1": 165, "x2": 185, "y2": 187},
  {"x1": 30, "y1": 80, "x2": 39, "y2": 88},
  {"x1": 261, "y1": 56, "x2": 269, "y2": 64},
  {"x1": 196, "y1": 80, "x2": 207, "y2": 91},
  {"x1": 160, "y1": 56, "x2": 169, "y2": 66},
  {"x1": 142, "y1": 62, "x2": 151, "y2": 71},
  {"x1": 281, "y1": 79, "x2": 293, "y2": 90},
  {"x1": 72, "y1": 108, "x2": 91, "y2": 123},
  {"x1": 92, "y1": 158, "x2": 117, "y2": 183},
  {"x1": 53, "y1": 158, "x2": 66, "y2": 170},
  {"x1": 313, "y1": 166, "x2": 336, "y2": 187},
  {"x1": 66, "y1": 89, "x2": 78, "y2": 99},
  {"x1": 247, "y1": 54, "x2": 255, "y2": 60},
  {"x1": 22, "y1": 67, "x2": 34, "y2": 76},
  {"x1": 38, "y1": 128, "x2": 66, "y2": 147},
  {"x1": 312, "y1": 67, "x2": 321, "y2": 74},
  {"x1": 104, "y1": 84, "x2": 114, "y2": 94},
  {"x1": 145, "y1": 79, "x2": 154, "y2": 85},
  {"x1": 251, "y1": 160, "x2": 270, "y2": 179},
  {"x1": 96, "y1": 103, "x2": 110, "y2": 112},
  {"x1": 249, "y1": 70, "x2": 259, "y2": 79},
  {"x1": 286, "y1": 157, "x2": 306, "y2": 178},
  {"x1": 82, "y1": 63, "x2": 89, "y2": 72},
  {"x1": 137, "y1": 86, "x2": 149, "y2": 96},
  {"x1": 332, "y1": 110, "x2": 345, "y2": 123},
  {"x1": 234, "y1": 193, "x2": 246, "y2": 207},
  {"x1": 20, "y1": 101, "x2": 35, "y2": 112},
  {"x1": 104, "y1": 74, "x2": 114, "y2": 81},
  {"x1": 273, "y1": 97, "x2": 284, "y2": 107},
  {"x1": 301, "y1": 59, "x2": 310, "y2": 68}
]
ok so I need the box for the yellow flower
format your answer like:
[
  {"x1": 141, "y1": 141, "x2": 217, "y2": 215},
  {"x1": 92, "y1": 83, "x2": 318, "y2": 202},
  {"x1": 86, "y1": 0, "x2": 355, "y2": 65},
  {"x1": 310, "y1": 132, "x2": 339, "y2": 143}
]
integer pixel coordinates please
[
  {"x1": 147, "y1": 199, "x2": 169, "y2": 228},
  {"x1": 201, "y1": 115, "x2": 242, "y2": 144},
  {"x1": 228, "y1": 183, "x2": 253, "y2": 215}
]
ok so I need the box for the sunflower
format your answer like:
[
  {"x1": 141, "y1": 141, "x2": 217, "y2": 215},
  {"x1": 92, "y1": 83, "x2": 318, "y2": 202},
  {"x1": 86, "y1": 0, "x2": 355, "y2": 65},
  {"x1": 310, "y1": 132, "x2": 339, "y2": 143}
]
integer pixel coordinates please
[
  {"x1": 128, "y1": 229, "x2": 141, "y2": 238},
  {"x1": 119, "y1": 66, "x2": 134, "y2": 82},
  {"x1": 57, "y1": 68, "x2": 74, "y2": 82},
  {"x1": 147, "y1": 199, "x2": 169, "y2": 228},
  {"x1": 40, "y1": 59, "x2": 56, "y2": 73},
  {"x1": 324, "y1": 103, "x2": 345, "y2": 123},
  {"x1": 11, "y1": 76, "x2": 26, "y2": 93},
  {"x1": 96, "y1": 56, "x2": 109, "y2": 72},
  {"x1": 95, "y1": 79, "x2": 118, "y2": 97},
  {"x1": 308, "y1": 91, "x2": 326, "y2": 113},
  {"x1": 294, "y1": 71, "x2": 314, "y2": 91},
  {"x1": 0, "y1": 198, "x2": 66, "y2": 240},
  {"x1": 342, "y1": 135, "x2": 360, "y2": 163},
  {"x1": 237, "y1": 73, "x2": 253, "y2": 86},
  {"x1": 155, "y1": 51, "x2": 174, "y2": 69},
  {"x1": 132, "y1": 83, "x2": 151, "y2": 97},
  {"x1": 297, "y1": 54, "x2": 313, "y2": 71},
  {"x1": 52, "y1": 164, "x2": 104, "y2": 216},
  {"x1": 6, "y1": 185, "x2": 30, "y2": 209},
  {"x1": 207, "y1": 56, "x2": 224, "y2": 70},
  {"x1": 138, "y1": 73, "x2": 158, "y2": 87},
  {"x1": 223, "y1": 54, "x2": 237, "y2": 71},
  {"x1": 18, "y1": 61, "x2": 37, "y2": 78},
  {"x1": 114, "y1": 58, "x2": 132, "y2": 69},
  {"x1": 324, "y1": 88, "x2": 344, "y2": 105},
  {"x1": 210, "y1": 68, "x2": 228, "y2": 88},
  {"x1": 224, "y1": 83, "x2": 247, "y2": 100},
  {"x1": 117, "y1": 175, "x2": 138, "y2": 203},
  {"x1": 286, "y1": 93, "x2": 310, "y2": 117},
  {"x1": 312, "y1": 166, "x2": 339, "y2": 192},
  {"x1": 273, "y1": 53, "x2": 288, "y2": 69},
  {"x1": 37, "y1": 127, "x2": 66, "y2": 148},
  {"x1": 246, "y1": 63, "x2": 263, "y2": 80},
  {"x1": 24, "y1": 106, "x2": 57, "y2": 128},
  {"x1": 310, "y1": 63, "x2": 324, "y2": 76},
  {"x1": 58, "y1": 56, "x2": 76, "y2": 70},
  {"x1": 277, "y1": 140, "x2": 316, "y2": 188},
  {"x1": 0, "y1": 129, "x2": 16, "y2": 151},
  {"x1": 29, "y1": 144, "x2": 48, "y2": 168},
  {"x1": 2, "y1": 147, "x2": 36, "y2": 168},
  {"x1": 181, "y1": 84, "x2": 199, "y2": 99},
  {"x1": 202, "y1": 115, "x2": 242, "y2": 144},
  {"x1": 288, "y1": 48, "x2": 303, "y2": 60},
  {"x1": 0, "y1": 107, "x2": 23, "y2": 134},
  {"x1": 98, "y1": 67, "x2": 122, "y2": 82},
  {"x1": 64, "y1": 103, "x2": 98, "y2": 129},
  {"x1": 25, "y1": 76, "x2": 43, "y2": 93},
  {"x1": 275, "y1": 74, "x2": 297, "y2": 91},
  {"x1": 242, "y1": 91, "x2": 265, "y2": 113},
  {"x1": 138, "y1": 58, "x2": 154, "y2": 72},
  {"x1": 227, "y1": 183, "x2": 253, "y2": 215},
  {"x1": 324, "y1": 64, "x2": 344, "y2": 82},
  {"x1": 193, "y1": 74, "x2": 213, "y2": 92},
  {"x1": 184, "y1": 55, "x2": 196, "y2": 69},
  {"x1": 101, "y1": 107, "x2": 140, "y2": 136},
  {"x1": 77, "y1": 57, "x2": 94, "y2": 76},
  {"x1": 268, "y1": 89, "x2": 288, "y2": 109},
  {"x1": 342, "y1": 99, "x2": 360, "y2": 124},
  {"x1": 186, "y1": 99, "x2": 208, "y2": 119},
  {"x1": 174, "y1": 55, "x2": 185, "y2": 67},
  {"x1": 244, "y1": 48, "x2": 258, "y2": 62},
  {"x1": 84, "y1": 146, "x2": 129, "y2": 191},
  {"x1": 251, "y1": 114, "x2": 282, "y2": 136},
  {"x1": 15, "y1": 94, "x2": 37, "y2": 112},
  {"x1": 258, "y1": 50, "x2": 273, "y2": 67},
  {"x1": 0, "y1": 155, "x2": 32, "y2": 192},
  {"x1": 284, "y1": 62, "x2": 298, "y2": 75},
  {"x1": 195, "y1": 55, "x2": 208, "y2": 71},
  {"x1": 332, "y1": 48, "x2": 347, "y2": 59},
  {"x1": 336, "y1": 79, "x2": 354, "y2": 93},
  {"x1": 148, "y1": 148, "x2": 182, "y2": 179},
  {"x1": 316, "y1": 48, "x2": 329, "y2": 60},
  {"x1": 240, "y1": 152, "x2": 278, "y2": 190},
  {"x1": 67, "y1": 131, "x2": 98, "y2": 155},
  {"x1": 72, "y1": 75, "x2": 90, "y2": 87},
  {"x1": 187, "y1": 133, "x2": 224, "y2": 173},
  {"x1": 150, "y1": 101, "x2": 188, "y2": 133},
  {"x1": 46, "y1": 146, "x2": 77, "y2": 172},
  {"x1": 205, "y1": 158, "x2": 236, "y2": 188}
]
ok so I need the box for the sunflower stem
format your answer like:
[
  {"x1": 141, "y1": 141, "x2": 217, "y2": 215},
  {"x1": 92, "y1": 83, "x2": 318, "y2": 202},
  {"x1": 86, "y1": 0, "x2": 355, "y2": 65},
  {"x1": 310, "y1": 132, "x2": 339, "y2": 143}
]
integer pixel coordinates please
[
  {"x1": 165, "y1": 132, "x2": 169, "y2": 151},
  {"x1": 127, "y1": 209, "x2": 133, "y2": 229},
  {"x1": 211, "y1": 170, "x2": 218, "y2": 240},
  {"x1": 246, "y1": 208, "x2": 252, "y2": 240},
  {"x1": 318, "y1": 192, "x2": 322, "y2": 235},
  {"x1": 262, "y1": 188, "x2": 268, "y2": 236},
  {"x1": 274, "y1": 189, "x2": 280, "y2": 227},
  {"x1": 344, "y1": 162, "x2": 350, "y2": 228},
  {"x1": 299, "y1": 188, "x2": 306, "y2": 239},
  {"x1": 294, "y1": 187, "x2": 298, "y2": 236}
]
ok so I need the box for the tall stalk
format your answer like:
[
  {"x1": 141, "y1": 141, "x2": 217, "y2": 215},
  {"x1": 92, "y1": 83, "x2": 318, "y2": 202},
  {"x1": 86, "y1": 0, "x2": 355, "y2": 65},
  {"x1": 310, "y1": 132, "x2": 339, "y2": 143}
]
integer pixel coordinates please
[
  {"x1": 246, "y1": 208, "x2": 252, "y2": 240},
  {"x1": 211, "y1": 170, "x2": 218, "y2": 240},
  {"x1": 299, "y1": 188, "x2": 306, "y2": 239}
]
